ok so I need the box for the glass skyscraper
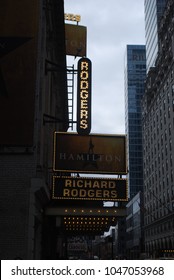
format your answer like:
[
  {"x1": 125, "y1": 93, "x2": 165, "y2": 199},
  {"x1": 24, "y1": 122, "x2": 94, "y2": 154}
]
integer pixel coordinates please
[
  {"x1": 144, "y1": 0, "x2": 167, "y2": 72},
  {"x1": 124, "y1": 45, "x2": 146, "y2": 199}
]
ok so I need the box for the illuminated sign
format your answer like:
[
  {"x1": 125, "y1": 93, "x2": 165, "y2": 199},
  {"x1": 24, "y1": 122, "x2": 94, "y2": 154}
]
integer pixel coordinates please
[
  {"x1": 64, "y1": 13, "x2": 81, "y2": 22},
  {"x1": 52, "y1": 176, "x2": 128, "y2": 201},
  {"x1": 53, "y1": 132, "x2": 127, "y2": 174},
  {"x1": 65, "y1": 24, "x2": 86, "y2": 57},
  {"x1": 77, "y1": 58, "x2": 92, "y2": 135}
]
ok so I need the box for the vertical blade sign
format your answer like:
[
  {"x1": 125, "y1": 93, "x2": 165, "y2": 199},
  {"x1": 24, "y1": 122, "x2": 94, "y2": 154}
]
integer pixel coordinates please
[{"x1": 77, "y1": 57, "x2": 92, "y2": 135}]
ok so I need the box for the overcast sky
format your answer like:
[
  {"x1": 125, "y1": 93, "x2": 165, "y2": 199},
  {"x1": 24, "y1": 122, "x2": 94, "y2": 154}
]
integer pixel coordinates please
[{"x1": 64, "y1": 0, "x2": 145, "y2": 135}]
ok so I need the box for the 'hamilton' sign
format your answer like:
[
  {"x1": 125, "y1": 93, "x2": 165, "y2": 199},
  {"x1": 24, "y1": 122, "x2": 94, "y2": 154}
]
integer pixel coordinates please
[
  {"x1": 53, "y1": 132, "x2": 127, "y2": 174},
  {"x1": 77, "y1": 57, "x2": 92, "y2": 135},
  {"x1": 52, "y1": 176, "x2": 128, "y2": 201}
]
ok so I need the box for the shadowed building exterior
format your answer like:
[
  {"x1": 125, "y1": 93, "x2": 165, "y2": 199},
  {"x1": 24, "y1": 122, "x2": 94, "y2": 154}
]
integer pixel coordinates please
[
  {"x1": 0, "y1": 0, "x2": 68, "y2": 259},
  {"x1": 142, "y1": 0, "x2": 174, "y2": 258}
]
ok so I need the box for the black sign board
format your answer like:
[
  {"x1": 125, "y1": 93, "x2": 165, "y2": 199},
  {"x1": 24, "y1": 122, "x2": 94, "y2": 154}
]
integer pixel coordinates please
[
  {"x1": 52, "y1": 176, "x2": 128, "y2": 201},
  {"x1": 53, "y1": 132, "x2": 127, "y2": 174}
]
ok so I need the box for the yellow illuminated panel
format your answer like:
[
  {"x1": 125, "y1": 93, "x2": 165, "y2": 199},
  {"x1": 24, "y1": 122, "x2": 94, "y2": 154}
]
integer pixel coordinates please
[{"x1": 64, "y1": 13, "x2": 81, "y2": 22}]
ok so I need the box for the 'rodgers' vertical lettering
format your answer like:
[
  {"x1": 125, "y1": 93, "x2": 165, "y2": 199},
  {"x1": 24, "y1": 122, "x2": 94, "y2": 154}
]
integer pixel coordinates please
[{"x1": 77, "y1": 58, "x2": 92, "y2": 135}]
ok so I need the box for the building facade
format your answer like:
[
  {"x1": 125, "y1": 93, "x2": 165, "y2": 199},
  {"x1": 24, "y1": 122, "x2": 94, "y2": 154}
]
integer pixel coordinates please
[
  {"x1": 142, "y1": 0, "x2": 174, "y2": 258},
  {"x1": 0, "y1": 0, "x2": 69, "y2": 259},
  {"x1": 124, "y1": 45, "x2": 146, "y2": 199},
  {"x1": 144, "y1": 0, "x2": 167, "y2": 73},
  {"x1": 126, "y1": 192, "x2": 144, "y2": 259}
]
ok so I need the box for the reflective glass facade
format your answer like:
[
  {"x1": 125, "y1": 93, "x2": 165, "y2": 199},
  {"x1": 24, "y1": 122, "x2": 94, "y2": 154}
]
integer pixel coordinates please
[
  {"x1": 125, "y1": 45, "x2": 146, "y2": 199},
  {"x1": 144, "y1": 0, "x2": 167, "y2": 72}
]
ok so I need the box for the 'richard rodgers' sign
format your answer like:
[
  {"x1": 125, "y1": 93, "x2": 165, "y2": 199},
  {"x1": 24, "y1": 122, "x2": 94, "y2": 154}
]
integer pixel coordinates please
[
  {"x1": 52, "y1": 176, "x2": 128, "y2": 201},
  {"x1": 77, "y1": 57, "x2": 91, "y2": 135}
]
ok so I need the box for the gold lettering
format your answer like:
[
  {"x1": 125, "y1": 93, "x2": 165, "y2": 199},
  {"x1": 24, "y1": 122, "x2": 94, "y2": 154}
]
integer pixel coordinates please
[
  {"x1": 80, "y1": 110, "x2": 88, "y2": 119},
  {"x1": 84, "y1": 180, "x2": 92, "y2": 188},
  {"x1": 109, "y1": 181, "x2": 116, "y2": 189},
  {"x1": 65, "y1": 179, "x2": 72, "y2": 187},
  {"x1": 71, "y1": 189, "x2": 78, "y2": 197},
  {"x1": 81, "y1": 61, "x2": 88, "y2": 70},
  {"x1": 111, "y1": 190, "x2": 117, "y2": 198},
  {"x1": 63, "y1": 189, "x2": 70, "y2": 197},
  {"x1": 78, "y1": 59, "x2": 90, "y2": 132},
  {"x1": 62, "y1": 182, "x2": 119, "y2": 200},
  {"x1": 80, "y1": 71, "x2": 88, "y2": 80},
  {"x1": 101, "y1": 181, "x2": 107, "y2": 188},
  {"x1": 81, "y1": 99, "x2": 88, "y2": 109},
  {"x1": 93, "y1": 181, "x2": 100, "y2": 188},
  {"x1": 77, "y1": 180, "x2": 83, "y2": 188},
  {"x1": 88, "y1": 190, "x2": 95, "y2": 197},
  {"x1": 80, "y1": 90, "x2": 88, "y2": 99},
  {"x1": 95, "y1": 190, "x2": 102, "y2": 197},
  {"x1": 103, "y1": 190, "x2": 110, "y2": 198},
  {"x1": 80, "y1": 80, "x2": 88, "y2": 89},
  {"x1": 79, "y1": 189, "x2": 86, "y2": 197},
  {"x1": 80, "y1": 119, "x2": 88, "y2": 129}
]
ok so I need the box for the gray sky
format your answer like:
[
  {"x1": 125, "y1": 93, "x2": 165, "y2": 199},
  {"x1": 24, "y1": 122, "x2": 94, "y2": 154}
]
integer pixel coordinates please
[{"x1": 64, "y1": 0, "x2": 145, "y2": 135}]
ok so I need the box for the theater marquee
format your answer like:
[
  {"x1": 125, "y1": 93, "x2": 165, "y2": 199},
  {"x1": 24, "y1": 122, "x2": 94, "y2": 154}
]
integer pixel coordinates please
[
  {"x1": 53, "y1": 132, "x2": 127, "y2": 174},
  {"x1": 52, "y1": 176, "x2": 128, "y2": 201}
]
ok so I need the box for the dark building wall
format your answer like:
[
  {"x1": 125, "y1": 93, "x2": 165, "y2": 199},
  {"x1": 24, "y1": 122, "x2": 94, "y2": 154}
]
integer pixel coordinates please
[
  {"x1": 0, "y1": 0, "x2": 68, "y2": 260},
  {"x1": 0, "y1": 0, "x2": 39, "y2": 146},
  {"x1": 0, "y1": 155, "x2": 35, "y2": 259}
]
